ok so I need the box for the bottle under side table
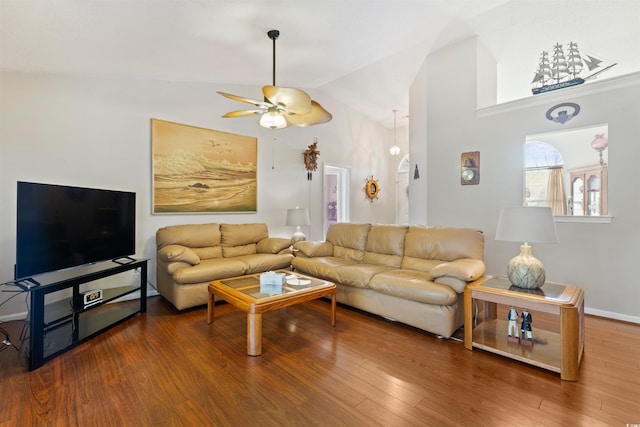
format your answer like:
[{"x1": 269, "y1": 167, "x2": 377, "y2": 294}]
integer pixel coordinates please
[{"x1": 464, "y1": 276, "x2": 584, "y2": 381}]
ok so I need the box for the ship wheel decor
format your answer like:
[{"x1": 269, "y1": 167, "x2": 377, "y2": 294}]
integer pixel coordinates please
[
  {"x1": 364, "y1": 175, "x2": 380, "y2": 202},
  {"x1": 217, "y1": 29, "x2": 332, "y2": 129}
]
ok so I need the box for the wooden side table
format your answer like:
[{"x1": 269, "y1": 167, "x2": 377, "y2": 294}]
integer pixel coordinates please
[{"x1": 464, "y1": 276, "x2": 584, "y2": 381}]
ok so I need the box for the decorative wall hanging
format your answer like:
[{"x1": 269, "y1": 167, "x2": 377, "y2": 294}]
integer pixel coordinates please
[
  {"x1": 364, "y1": 175, "x2": 380, "y2": 202},
  {"x1": 531, "y1": 42, "x2": 616, "y2": 95},
  {"x1": 151, "y1": 119, "x2": 257, "y2": 214},
  {"x1": 546, "y1": 102, "x2": 580, "y2": 124},
  {"x1": 304, "y1": 138, "x2": 320, "y2": 180},
  {"x1": 461, "y1": 151, "x2": 480, "y2": 185}
]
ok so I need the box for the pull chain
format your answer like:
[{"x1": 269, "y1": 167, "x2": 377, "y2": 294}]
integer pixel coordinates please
[{"x1": 272, "y1": 132, "x2": 277, "y2": 170}]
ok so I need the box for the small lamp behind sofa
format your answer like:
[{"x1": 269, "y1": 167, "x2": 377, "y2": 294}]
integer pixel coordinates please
[{"x1": 286, "y1": 207, "x2": 310, "y2": 243}]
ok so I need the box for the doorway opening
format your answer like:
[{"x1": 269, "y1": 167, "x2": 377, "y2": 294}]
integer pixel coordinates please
[
  {"x1": 396, "y1": 154, "x2": 410, "y2": 225},
  {"x1": 323, "y1": 164, "x2": 350, "y2": 236}
]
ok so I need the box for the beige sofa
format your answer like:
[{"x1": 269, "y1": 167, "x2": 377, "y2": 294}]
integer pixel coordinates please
[
  {"x1": 156, "y1": 223, "x2": 293, "y2": 310},
  {"x1": 291, "y1": 223, "x2": 485, "y2": 338}
]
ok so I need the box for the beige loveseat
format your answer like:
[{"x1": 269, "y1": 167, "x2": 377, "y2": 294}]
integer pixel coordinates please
[
  {"x1": 291, "y1": 223, "x2": 485, "y2": 338},
  {"x1": 156, "y1": 223, "x2": 293, "y2": 310}
]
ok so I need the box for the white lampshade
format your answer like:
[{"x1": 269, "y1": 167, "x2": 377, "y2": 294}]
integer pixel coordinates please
[
  {"x1": 286, "y1": 207, "x2": 310, "y2": 242},
  {"x1": 495, "y1": 207, "x2": 558, "y2": 289},
  {"x1": 259, "y1": 111, "x2": 286, "y2": 129},
  {"x1": 495, "y1": 207, "x2": 558, "y2": 244}
]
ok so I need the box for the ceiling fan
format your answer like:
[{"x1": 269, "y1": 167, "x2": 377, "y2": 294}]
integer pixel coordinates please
[{"x1": 217, "y1": 29, "x2": 332, "y2": 129}]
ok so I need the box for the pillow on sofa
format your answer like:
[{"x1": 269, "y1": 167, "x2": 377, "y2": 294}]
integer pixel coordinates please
[{"x1": 158, "y1": 245, "x2": 201, "y2": 265}]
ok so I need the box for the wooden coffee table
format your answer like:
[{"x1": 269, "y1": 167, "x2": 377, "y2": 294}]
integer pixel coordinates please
[{"x1": 207, "y1": 269, "x2": 336, "y2": 356}]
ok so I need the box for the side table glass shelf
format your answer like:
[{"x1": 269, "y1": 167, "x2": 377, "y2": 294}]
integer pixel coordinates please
[
  {"x1": 464, "y1": 276, "x2": 584, "y2": 381},
  {"x1": 27, "y1": 258, "x2": 148, "y2": 370}
]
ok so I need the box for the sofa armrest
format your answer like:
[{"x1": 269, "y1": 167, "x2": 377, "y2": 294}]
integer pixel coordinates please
[
  {"x1": 428, "y1": 258, "x2": 485, "y2": 282},
  {"x1": 158, "y1": 244, "x2": 201, "y2": 265},
  {"x1": 256, "y1": 237, "x2": 292, "y2": 254},
  {"x1": 293, "y1": 241, "x2": 334, "y2": 258}
]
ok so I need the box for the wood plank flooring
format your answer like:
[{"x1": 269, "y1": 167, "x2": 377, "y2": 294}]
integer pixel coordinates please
[{"x1": 1, "y1": 296, "x2": 639, "y2": 426}]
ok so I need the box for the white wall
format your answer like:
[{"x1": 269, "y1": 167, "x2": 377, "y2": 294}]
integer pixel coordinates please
[
  {"x1": 412, "y1": 37, "x2": 640, "y2": 323},
  {"x1": 0, "y1": 71, "x2": 398, "y2": 318}
]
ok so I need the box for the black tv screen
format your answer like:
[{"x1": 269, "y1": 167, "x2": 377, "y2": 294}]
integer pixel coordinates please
[{"x1": 16, "y1": 181, "x2": 136, "y2": 279}]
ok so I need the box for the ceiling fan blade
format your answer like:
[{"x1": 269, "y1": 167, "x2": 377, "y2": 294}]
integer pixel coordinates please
[
  {"x1": 217, "y1": 91, "x2": 271, "y2": 108},
  {"x1": 262, "y1": 86, "x2": 312, "y2": 114},
  {"x1": 222, "y1": 109, "x2": 265, "y2": 118},
  {"x1": 285, "y1": 101, "x2": 333, "y2": 127}
]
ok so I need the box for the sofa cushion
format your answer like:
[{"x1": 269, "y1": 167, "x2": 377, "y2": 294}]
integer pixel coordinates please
[
  {"x1": 294, "y1": 241, "x2": 334, "y2": 258},
  {"x1": 403, "y1": 226, "x2": 484, "y2": 262},
  {"x1": 369, "y1": 270, "x2": 458, "y2": 305},
  {"x1": 234, "y1": 253, "x2": 293, "y2": 274},
  {"x1": 223, "y1": 243, "x2": 257, "y2": 258},
  {"x1": 363, "y1": 225, "x2": 408, "y2": 267},
  {"x1": 158, "y1": 245, "x2": 200, "y2": 265},
  {"x1": 429, "y1": 258, "x2": 486, "y2": 282},
  {"x1": 326, "y1": 223, "x2": 371, "y2": 262},
  {"x1": 433, "y1": 276, "x2": 469, "y2": 294},
  {"x1": 156, "y1": 223, "x2": 221, "y2": 249},
  {"x1": 400, "y1": 258, "x2": 445, "y2": 273},
  {"x1": 221, "y1": 223, "x2": 269, "y2": 247},
  {"x1": 172, "y1": 258, "x2": 246, "y2": 285},
  {"x1": 193, "y1": 247, "x2": 223, "y2": 260},
  {"x1": 291, "y1": 256, "x2": 359, "y2": 283},
  {"x1": 256, "y1": 237, "x2": 292, "y2": 254},
  {"x1": 334, "y1": 264, "x2": 395, "y2": 289}
]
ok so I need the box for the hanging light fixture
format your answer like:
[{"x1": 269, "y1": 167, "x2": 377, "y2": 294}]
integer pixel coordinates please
[
  {"x1": 218, "y1": 30, "x2": 332, "y2": 129},
  {"x1": 389, "y1": 109, "x2": 400, "y2": 156}
]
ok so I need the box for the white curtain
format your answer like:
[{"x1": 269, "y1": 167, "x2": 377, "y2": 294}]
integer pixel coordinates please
[{"x1": 546, "y1": 167, "x2": 566, "y2": 215}]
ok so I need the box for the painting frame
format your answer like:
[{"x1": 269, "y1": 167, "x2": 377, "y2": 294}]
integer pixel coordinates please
[{"x1": 151, "y1": 119, "x2": 258, "y2": 214}]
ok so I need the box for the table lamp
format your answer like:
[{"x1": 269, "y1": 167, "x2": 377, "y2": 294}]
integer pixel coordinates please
[
  {"x1": 285, "y1": 207, "x2": 310, "y2": 243},
  {"x1": 495, "y1": 206, "x2": 559, "y2": 289}
]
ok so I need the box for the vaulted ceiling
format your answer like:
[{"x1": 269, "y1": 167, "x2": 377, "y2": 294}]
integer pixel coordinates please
[{"x1": 2, "y1": 1, "x2": 638, "y2": 128}]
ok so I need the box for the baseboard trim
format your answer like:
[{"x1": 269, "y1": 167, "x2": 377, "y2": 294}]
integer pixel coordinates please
[{"x1": 585, "y1": 307, "x2": 640, "y2": 325}]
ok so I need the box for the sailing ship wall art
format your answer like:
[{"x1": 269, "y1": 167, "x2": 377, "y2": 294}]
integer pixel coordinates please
[{"x1": 531, "y1": 42, "x2": 616, "y2": 95}]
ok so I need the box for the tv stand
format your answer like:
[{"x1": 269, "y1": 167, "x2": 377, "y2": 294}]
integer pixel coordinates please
[
  {"x1": 112, "y1": 256, "x2": 137, "y2": 265},
  {"x1": 28, "y1": 259, "x2": 148, "y2": 370}
]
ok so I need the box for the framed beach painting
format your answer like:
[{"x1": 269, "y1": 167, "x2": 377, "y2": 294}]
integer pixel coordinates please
[{"x1": 151, "y1": 119, "x2": 257, "y2": 214}]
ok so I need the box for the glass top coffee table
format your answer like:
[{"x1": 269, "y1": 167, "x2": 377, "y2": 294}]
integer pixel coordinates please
[{"x1": 207, "y1": 269, "x2": 336, "y2": 356}]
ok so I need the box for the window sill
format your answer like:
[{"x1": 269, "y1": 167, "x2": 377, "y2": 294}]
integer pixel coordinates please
[{"x1": 554, "y1": 215, "x2": 612, "y2": 224}]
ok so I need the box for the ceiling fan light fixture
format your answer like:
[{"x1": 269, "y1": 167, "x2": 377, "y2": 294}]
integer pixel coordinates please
[
  {"x1": 259, "y1": 111, "x2": 287, "y2": 129},
  {"x1": 218, "y1": 29, "x2": 331, "y2": 129}
]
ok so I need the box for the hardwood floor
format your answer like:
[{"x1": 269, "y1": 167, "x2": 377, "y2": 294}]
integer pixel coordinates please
[{"x1": 1, "y1": 296, "x2": 639, "y2": 426}]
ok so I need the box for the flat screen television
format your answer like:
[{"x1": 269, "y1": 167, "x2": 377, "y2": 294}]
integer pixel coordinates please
[{"x1": 15, "y1": 181, "x2": 136, "y2": 279}]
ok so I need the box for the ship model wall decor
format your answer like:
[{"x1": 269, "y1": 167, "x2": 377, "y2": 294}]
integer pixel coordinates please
[{"x1": 531, "y1": 42, "x2": 617, "y2": 95}]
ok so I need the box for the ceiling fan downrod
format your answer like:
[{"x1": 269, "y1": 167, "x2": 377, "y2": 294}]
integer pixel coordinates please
[{"x1": 267, "y1": 29, "x2": 279, "y2": 86}]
